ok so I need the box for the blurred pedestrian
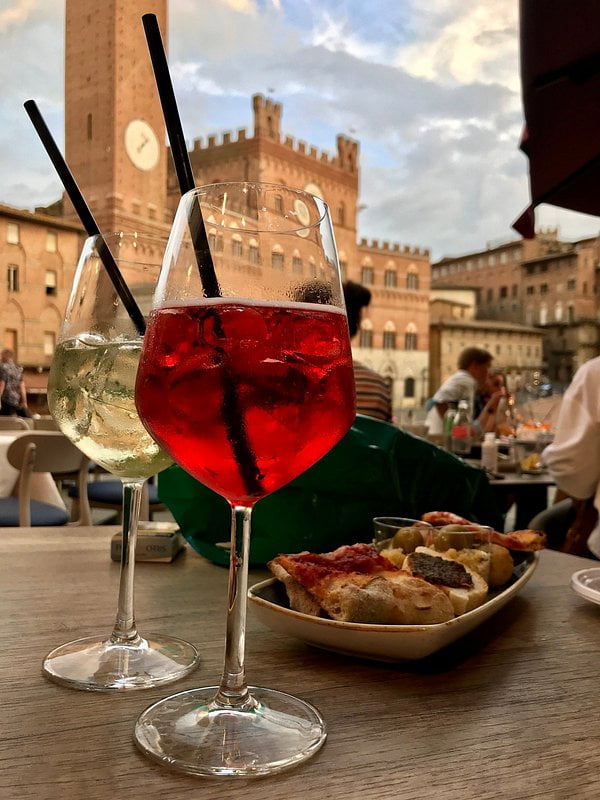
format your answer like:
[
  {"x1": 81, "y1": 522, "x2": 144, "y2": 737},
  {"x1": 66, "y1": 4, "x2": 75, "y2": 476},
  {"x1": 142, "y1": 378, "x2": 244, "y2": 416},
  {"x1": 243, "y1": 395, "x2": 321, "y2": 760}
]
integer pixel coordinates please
[
  {"x1": 343, "y1": 281, "x2": 393, "y2": 423},
  {"x1": 0, "y1": 348, "x2": 32, "y2": 417}
]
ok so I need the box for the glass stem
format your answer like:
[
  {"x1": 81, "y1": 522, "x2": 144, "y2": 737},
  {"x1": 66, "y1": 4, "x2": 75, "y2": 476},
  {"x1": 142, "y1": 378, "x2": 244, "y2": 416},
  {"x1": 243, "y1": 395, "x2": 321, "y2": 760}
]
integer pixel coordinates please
[
  {"x1": 214, "y1": 504, "x2": 253, "y2": 708},
  {"x1": 110, "y1": 478, "x2": 144, "y2": 644}
]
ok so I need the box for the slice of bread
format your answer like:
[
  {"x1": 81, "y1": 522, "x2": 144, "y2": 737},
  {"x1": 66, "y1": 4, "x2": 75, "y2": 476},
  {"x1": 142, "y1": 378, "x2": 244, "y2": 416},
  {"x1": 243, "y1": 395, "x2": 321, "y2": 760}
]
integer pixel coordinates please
[
  {"x1": 268, "y1": 555, "x2": 454, "y2": 624},
  {"x1": 322, "y1": 571, "x2": 454, "y2": 624}
]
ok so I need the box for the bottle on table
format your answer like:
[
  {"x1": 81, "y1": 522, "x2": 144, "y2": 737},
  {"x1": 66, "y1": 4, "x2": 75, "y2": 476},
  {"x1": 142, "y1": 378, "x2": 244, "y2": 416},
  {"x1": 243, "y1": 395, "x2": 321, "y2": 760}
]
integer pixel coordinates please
[
  {"x1": 451, "y1": 399, "x2": 473, "y2": 456},
  {"x1": 481, "y1": 431, "x2": 498, "y2": 473},
  {"x1": 442, "y1": 402, "x2": 458, "y2": 451},
  {"x1": 496, "y1": 392, "x2": 517, "y2": 437}
]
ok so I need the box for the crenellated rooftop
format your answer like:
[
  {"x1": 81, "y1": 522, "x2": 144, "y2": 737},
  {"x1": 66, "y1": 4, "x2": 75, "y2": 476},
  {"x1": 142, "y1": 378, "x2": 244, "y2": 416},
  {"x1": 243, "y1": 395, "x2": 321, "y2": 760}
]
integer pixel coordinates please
[
  {"x1": 187, "y1": 94, "x2": 359, "y2": 174},
  {"x1": 358, "y1": 237, "x2": 430, "y2": 258}
]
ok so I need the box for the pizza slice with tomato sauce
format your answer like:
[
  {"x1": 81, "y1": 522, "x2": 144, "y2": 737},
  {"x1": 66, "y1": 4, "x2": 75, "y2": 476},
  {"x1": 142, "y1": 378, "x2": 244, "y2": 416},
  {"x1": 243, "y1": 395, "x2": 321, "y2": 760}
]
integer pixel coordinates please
[
  {"x1": 420, "y1": 512, "x2": 546, "y2": 551},
  {"x1": 268, "y1": 543, "x2": 456, "y2": 624}
]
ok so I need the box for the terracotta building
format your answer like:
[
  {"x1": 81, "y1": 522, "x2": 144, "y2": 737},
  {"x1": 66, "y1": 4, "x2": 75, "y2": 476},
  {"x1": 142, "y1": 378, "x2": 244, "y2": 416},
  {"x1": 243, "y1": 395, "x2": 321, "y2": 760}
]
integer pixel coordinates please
[
  {"x1": 431, "y1": 228, "x2": 600, "y2": 383},
  {"x1": 1, "y1": 0, "x2": 431, "y2": 414},
  {"x1": 428, "y1": 288, "x2": 544, "y2": 398}
]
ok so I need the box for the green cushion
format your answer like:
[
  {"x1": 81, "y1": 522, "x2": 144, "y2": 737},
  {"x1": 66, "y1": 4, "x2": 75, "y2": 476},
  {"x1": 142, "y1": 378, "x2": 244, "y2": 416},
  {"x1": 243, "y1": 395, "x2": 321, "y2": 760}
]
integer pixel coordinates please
[{"x1": 158, "y1": 415, "x2": 503, "y2": 566}]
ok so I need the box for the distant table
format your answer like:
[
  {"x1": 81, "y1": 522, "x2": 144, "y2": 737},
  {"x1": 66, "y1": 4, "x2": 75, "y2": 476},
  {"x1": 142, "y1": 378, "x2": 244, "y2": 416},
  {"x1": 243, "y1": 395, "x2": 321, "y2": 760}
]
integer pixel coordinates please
[
  {"x1": 489, "y1": 470, "x2": 555, "y2": 529},
  {"x1": 0, "y1": 431, "x2": 65, "y2": 508},
  {"x1": 2, "y1": 526, "x2": 600, "y2": 799}
]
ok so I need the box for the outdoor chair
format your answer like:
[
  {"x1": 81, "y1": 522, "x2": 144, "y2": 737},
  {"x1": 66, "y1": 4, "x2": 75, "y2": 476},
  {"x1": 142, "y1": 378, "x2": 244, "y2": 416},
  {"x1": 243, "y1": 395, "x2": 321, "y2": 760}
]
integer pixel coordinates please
[
  {"x1": 0, "y1": 431, "x2": 92, "y2": 527},
  {"x1": 32, "y1": 416, "x2": 60, "y2": 431},
  {"x1": 68, "y1": 476, "x2": 166, "y2": 523},
  {"x1": 0, "y1": 417, "x2": 33, "y2": 431}
]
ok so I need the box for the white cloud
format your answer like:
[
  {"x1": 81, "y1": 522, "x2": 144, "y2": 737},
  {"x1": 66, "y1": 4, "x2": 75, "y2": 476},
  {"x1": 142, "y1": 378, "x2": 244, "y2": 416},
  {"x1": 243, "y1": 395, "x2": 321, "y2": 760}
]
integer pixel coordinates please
[
  {"x1": 396, "y1": 1, "x2": 520, "y2": 92},
  {"x1": 217, "y1": 0, "x2": 257, "y2": 13},
  {"x1": 0, "y1": 0, "x2": 36, "y2": 30},
  {"x1": 309, "y1": 11, "x2": 387, "y2": 62}
]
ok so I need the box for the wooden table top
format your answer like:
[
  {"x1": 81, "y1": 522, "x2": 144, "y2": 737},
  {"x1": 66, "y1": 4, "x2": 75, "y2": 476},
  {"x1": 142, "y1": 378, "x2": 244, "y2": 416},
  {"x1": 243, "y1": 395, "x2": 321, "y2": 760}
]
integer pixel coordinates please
[
  {"x1": 2, "y1": 526, "x2": 600, "y2": 800},
  {"x1": 489, "y1": 470, "x2": 556, "y2": 487}
]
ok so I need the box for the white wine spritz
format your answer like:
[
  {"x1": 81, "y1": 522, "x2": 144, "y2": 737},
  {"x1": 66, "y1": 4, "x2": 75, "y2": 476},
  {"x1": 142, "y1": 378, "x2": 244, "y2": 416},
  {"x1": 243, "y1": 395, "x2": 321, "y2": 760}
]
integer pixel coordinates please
[{"x1": 49, "y1": 336, "x2": 171, "y2": 480}]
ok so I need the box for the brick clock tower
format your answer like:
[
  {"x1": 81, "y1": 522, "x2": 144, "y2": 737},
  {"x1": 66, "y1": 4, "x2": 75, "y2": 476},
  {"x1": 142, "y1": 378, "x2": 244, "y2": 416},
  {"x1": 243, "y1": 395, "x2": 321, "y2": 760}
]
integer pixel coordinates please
[{"x1": 64, "y1": 0, "x2": 169, "y2": 236}]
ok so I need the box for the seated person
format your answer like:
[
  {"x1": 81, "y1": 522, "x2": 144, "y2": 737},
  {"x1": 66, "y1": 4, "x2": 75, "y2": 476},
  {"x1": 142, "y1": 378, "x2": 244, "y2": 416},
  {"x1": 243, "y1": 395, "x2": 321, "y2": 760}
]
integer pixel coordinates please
[
  {"x1": 474, "y1": 370, "x2": 512, "y2": 436},
  {"x1": 343, "y1": 281, "x2": 393, "y2": 423},
  {"x1": 543, "y1": 356, "x2": 600, "y2": 556},
  {"x1": 425, "y1": 347, "x2": 503, "y2": 437}
]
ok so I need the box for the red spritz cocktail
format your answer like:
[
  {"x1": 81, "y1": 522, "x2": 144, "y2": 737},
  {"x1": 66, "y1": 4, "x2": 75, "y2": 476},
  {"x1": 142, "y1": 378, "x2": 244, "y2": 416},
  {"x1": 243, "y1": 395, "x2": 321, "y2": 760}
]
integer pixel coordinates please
[
  {"x1": 136, "y1": 299, "x2": 355, "y2": 506},
  {"x1": 133, "y1": 182, "x2": 356, "y2": 778}
]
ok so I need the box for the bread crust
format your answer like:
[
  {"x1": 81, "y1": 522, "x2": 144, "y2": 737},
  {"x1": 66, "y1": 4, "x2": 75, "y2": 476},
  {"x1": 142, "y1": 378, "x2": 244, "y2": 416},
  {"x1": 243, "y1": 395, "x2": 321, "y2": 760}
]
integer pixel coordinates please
[
  {"x1": 268, "y1": 558, "x2": 322, "y2": 617},
  {"x1": 268, "y1": 551, "x2": 454, "y2": 624}
]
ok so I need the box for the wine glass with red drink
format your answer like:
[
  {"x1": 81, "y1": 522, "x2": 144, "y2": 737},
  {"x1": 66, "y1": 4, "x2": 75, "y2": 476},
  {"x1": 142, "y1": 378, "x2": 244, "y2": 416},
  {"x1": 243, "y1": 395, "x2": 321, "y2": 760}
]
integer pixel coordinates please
[{"x1": 133, "y1": 182, "x2": 356, "y2": 777}]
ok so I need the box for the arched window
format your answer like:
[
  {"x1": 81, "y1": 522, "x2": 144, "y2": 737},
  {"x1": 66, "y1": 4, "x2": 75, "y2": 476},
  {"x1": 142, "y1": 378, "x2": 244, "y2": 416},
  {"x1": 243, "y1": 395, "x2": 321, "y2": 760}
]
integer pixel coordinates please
[
  {"x1": 384, "y1": 261, "x2": 397, "y2": 288},
  {"x1": 337, "y1": 202, "x2": 345, "y2": 227},
  {"x1": 406, "y1": 265, "x2": 419, "y2": 290},
  {"x1": 248, "y1": 237, "x2": 260, "y2": 264},
  {"x1": 231, "y1": 233, "x2": 243, "y2": 258},
  {"x1": 271, "y1": 243, "x2": 284, "y2": 270},
  {"x1": 361, "y1": 258, "x2": 374, "y2": 286},
  {"x1": 309, "y1": 256, "x2": 317, "y2": 278},
  {"x1": 404, "y1": 376, "x2": 415, "y2": 398},
  {"x1": 405, "y1": 322, "x2": 418, "y2": 350},
  {"x1": 539, "y1": 304, "x2": 548, "y2": 325},
  {"x1": 359, "y1": 318, "x2": 373, "y2": 348},
  {"x1": 208, "y1": 227, "x2": 217, "y2": 251},
  {"x1": 274, "y1": 194, "x2": 283, "y2": 213},
  {"x1": 291, "y1": 249, "x2": 303, "y2": 274},
  {"x1": 383, "y1": 321, "x2": 397, "y2": 350},
  {"x1": 215, "y1": 232, "x2": 224, "y2": 252},
  {"x1": 554, "y1": 301, "x2": 563, "y2": 322}
]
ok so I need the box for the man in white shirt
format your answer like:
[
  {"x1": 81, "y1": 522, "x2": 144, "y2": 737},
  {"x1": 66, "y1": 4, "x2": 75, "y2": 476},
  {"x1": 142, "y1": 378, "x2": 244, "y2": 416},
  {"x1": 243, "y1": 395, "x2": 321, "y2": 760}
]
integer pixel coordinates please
[
  {"x1": 543, "y1": 356, "x2": 600, "y2": 557},
  {"x1": 425, "y1": 347, "x2": 495, "y2": 436}
]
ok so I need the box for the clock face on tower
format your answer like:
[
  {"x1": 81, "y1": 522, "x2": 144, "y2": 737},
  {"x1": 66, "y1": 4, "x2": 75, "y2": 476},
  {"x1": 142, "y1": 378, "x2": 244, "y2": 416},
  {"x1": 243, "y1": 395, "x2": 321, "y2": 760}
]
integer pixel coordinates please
[{"x1": 124, "y1": 119, "x2": 160, "y2": 171}]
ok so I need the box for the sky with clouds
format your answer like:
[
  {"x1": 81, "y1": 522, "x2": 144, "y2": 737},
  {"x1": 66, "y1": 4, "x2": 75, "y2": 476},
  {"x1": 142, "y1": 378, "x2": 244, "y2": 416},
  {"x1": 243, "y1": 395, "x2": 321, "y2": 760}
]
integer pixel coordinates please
[{"x1": 1, "y1": 0, "x2": 598, "y2": 260}]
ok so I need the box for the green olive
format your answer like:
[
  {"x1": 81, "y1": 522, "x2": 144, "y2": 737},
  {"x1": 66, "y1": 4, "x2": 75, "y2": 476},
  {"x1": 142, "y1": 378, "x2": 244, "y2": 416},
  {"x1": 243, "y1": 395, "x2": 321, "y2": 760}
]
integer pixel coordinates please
[
  {"x1": 439, "y1": 524, "x2": 474, "y2": 532},
  {"x1": 391, "y1": 527, "x2": 425, "y2": 553},
  {"x1": 434, "y1": 527, "x2": 475, "y2": 550},
  {"x1": 431, "y1": 531, "x2": 451, "y2": 551}
]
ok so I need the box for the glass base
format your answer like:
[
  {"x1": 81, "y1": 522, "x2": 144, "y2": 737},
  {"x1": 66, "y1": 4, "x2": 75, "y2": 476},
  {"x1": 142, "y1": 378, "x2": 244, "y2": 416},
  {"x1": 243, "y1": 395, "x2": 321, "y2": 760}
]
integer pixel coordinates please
[
  {"x1": 42, "y1": 633, "x2": 200, "y2": 691},
  {"x1": 134, "y1": 685, "x2": 327, "y2": 777}
]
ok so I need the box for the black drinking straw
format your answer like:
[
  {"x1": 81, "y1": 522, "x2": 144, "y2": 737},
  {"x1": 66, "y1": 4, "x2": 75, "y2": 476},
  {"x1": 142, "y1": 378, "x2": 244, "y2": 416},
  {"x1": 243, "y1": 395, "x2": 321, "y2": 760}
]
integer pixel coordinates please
[
  {"x1": 23, "y1": 100, "x2": 146, "y2": 336},
  {"x1": 142, "y1": 14, "x2": 263, "y2": 497},
  {"x1": 142, "y1": 13, "x2": 221, "y2": 299}
]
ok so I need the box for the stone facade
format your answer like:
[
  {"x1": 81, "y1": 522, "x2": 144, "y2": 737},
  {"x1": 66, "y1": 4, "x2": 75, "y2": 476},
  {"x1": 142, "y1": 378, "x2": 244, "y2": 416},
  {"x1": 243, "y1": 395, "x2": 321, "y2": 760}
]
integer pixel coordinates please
[
  {"x1": 1, "y1": 0, "x2": 432, "y2": 414},
  {"x1": 429, "y1": 318, "x2": 544, "y2": 399},
  {"x1": 178, "y1": 94, "x2": 432, "y2": 411},
  {"x1": 0, "y1": 204, "x2": 85, "y2": 406},
  {"x1": 431, "y1": 228, "x2": 600, "y2": 383},
  {"x1": 63, "y1": 0, "x2": 170, "y2": 237}
]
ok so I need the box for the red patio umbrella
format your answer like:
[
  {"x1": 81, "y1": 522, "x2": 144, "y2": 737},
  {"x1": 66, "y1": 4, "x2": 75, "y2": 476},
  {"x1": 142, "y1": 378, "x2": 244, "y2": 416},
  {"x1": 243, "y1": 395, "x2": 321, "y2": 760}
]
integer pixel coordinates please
[{"x1": 513, "y1": 0, "x2": 600, "y2": 238}]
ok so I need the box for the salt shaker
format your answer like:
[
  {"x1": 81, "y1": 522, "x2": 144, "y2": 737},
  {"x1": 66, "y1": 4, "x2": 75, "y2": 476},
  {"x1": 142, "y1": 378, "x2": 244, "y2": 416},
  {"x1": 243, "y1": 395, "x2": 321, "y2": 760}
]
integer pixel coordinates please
[{"x1": 481, "y1": 431, "x2": 498, "y2": 473}]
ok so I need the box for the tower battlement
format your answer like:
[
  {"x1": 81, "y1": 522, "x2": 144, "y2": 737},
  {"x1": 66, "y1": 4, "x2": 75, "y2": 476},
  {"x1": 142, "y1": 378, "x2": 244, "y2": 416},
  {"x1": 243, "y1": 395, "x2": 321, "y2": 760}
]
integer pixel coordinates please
[
  {"x1": 190, "y1": 128, "x2": 248, "y2": 151},
  {"x1": 253, "y1": 93, "x2": 282, "y2": 140},
  {"x1": 358, "y1": 238, "x2": 430, "y2": 258},
  {"x1": 187, "y1": 94, "x2": 359, "y2": 176}
]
